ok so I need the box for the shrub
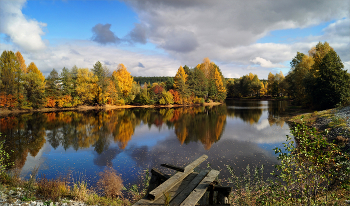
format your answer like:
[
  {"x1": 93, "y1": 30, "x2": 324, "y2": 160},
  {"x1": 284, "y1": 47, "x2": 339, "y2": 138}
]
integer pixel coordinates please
[{"x1": 97, "y1": 166, "x2": 123, "y2": 198}]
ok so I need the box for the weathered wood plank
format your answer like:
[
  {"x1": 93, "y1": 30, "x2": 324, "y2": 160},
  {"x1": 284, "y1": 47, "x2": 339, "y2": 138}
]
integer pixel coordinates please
[
  {"x1": 152, "y1": 173, "x2": 198, "y2": 204},
  {"x1": 148, "y1": 155, "x2": 208, "y2": 201},
  {"x1": 180, "y1": 170, "x2": 220, "y2": 206},
  {"x1": 169, "y1": 170, "x2": 209, "y2": 206},
  {"x1": 132, "y1": 173, "x2": 198, "y2": 206},
  {"x1": 145, "y1": 168, "x2": 170, "y2": 197},
  {"x1": 160, "y1": 163, "x2": 185, "y2": 172}
]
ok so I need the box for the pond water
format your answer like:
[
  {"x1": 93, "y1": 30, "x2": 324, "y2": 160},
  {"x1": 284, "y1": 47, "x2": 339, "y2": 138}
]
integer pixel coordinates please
[{"x1": 0, "y1": 100, "x2": 291, "y2": 188}]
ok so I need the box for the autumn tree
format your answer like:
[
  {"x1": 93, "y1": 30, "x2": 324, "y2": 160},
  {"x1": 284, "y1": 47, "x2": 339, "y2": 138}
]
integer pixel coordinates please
[
  {"x1": 76, "y1": 68, "x2": 98, "y2": 104},
  {"x1": 0, "y1": 50, "x2": 19, "y2": 95},
  {"x1": 174, "y1": 66, "x2": 189, "y2": 104},
  {"x1": 113, "y1": 64, "x2": 133, "y2": 98},
  {"x1": 214, "y1": 68, "x2": 227, "y2": 101},
  {"x1": 24, "y1": 62, "x2": 46, "y2": 108},
  {"x1": 15, "y1": 51, "x2": 26, "y2": 74}
]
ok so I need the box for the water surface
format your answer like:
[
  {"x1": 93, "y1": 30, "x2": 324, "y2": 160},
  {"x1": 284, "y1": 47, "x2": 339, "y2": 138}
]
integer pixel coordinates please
[{"x1": 0, "y1": 100, "x2": 291, "y2": 187}]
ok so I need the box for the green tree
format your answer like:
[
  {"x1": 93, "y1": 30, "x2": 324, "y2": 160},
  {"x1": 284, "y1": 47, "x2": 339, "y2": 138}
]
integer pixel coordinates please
[
  {"x1": 92, "y1": 61, "x2": 109, "y2": 104},
  {"x1": 0, "y1": 50, "x2": 19, "y2": 95},
  {"x1": 311, "y1": 50, "x2": 350, "y2": 109},
  {"x1": 24, "y1": 66, "x2": 46, "y2": 108},
  {"x1": 188, "y1": 67, "x2": 208, "y2": 98},
  {"x1": 46, "y1": 68, "x2": 61, "y2": 98}
]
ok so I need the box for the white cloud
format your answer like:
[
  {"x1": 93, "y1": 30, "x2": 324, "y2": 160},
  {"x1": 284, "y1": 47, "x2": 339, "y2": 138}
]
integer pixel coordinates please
[
  {"x1": 2, "y1": 40, "x2": 182, "y2": 77},
  {"x1": 0, "y1": 0, "x2": 47, "y2": 51},
  {"x1": 124, "y1": 0, "x2": 349, "y2": 65},
  {"x1": 251, "y1": 57, "x2": 286, "y2": 68}
]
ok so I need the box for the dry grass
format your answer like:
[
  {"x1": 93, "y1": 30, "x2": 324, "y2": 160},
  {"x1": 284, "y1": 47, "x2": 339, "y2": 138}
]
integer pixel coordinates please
[
  {"x1": 97, "y1": 166, "x2": 123, "y2": 199},
  {"x1": 36, "y1": 175, "x2": 70, "y2": 201}
]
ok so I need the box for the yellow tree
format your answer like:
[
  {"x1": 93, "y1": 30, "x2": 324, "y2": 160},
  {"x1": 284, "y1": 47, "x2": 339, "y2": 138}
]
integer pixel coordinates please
[
  {"x1": 174, "y1": 66, "x2": 189, "y2": 104},
  {"x1": 248, "y1": 72, "x2": 255, "y2": 81},
  {"x1": 267, "y1": 72, "x2": 275, "y2": 96},
  {"x1": 24, "y1": 62, "x2": 46, "y2": 108},
  {"x1": 214, "y1": 68, "x2": 226, "y2": 101},
  {"x1": 113, "y1": 64, "x2": 133, "y2": 97},
  {"x1": 200, "y1": 57, "x2": 212, "y2": 79},
  {"x1": 27, "y1": 62, "x2": 45, "y2": 82},
  {"x1": 75, "y1": 68, "x2": 98, "y2": 104},
  {"x1": 15, "y1": 51, "x2": 26, "y2": 73}
]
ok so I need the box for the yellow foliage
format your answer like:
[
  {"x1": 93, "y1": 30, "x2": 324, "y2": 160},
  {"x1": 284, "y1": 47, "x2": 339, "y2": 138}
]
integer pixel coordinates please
[
  {"x1": 113, "y1": 64, "x2": 133, "y2": 97},
  {"x1": 15, "y1": 51, "x2": 26, "y2": 73},
  {"x1": 27, "y1": 62, "x2": 45, "y2": 82},
  {"x1": 76, "y1": 68, "x2": 98, "y2": 103},
  {"x1": 214, "y1": 68, "x2": 226, "y2": 94}
]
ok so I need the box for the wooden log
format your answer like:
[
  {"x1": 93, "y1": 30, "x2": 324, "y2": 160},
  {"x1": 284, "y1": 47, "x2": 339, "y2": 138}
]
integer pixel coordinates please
[
  {"x1": 160, "y1": 163, "x2": 185, "y2": 172},
  {"x1": 180, "y1": 169, "x2": 220, "y2": 206},
  {"x1": 169, "y1": 170, "x2": 209, "y2": 206},
  {"x1": 148, "y1": 154, "x2": 208, "y2": 201}
]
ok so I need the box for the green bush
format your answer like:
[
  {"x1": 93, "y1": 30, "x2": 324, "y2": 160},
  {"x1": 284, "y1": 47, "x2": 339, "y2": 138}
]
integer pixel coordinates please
[{"x1": 227, "y1": 118, "x2": 350, "y2": 205}]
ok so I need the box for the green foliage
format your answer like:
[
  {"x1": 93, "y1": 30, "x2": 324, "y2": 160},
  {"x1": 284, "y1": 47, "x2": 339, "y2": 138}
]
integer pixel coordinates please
[
  {"x1": 0, "y1": 50, "x2": 20, "y2": 95},
  {"x1": 227, "y1": 164, "x2": 264, "y2": 205},
  {"x1": 46, "y1": 68, "x2": 61, "y2": 98},
  {"x1": 24, "y1": 72, "x2": 46, "y2": 108},
  {"x1": 0, "y1": 139, "x2": 13, "y2": 174},
  {"x1": 311, "y1": 50, "x2": 350, "y2": 109},
  {"x1": 272, "y1": 117, "x2": 350, "y2": 204},
  {"x1": 227, "y1": 118, "x2": 350, "y2": 205}
]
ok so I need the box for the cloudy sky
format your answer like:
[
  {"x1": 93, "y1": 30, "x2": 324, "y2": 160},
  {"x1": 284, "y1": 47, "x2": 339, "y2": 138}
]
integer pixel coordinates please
[{"x1": 0, "y1": 0, "x2": 349, "y2": 79}]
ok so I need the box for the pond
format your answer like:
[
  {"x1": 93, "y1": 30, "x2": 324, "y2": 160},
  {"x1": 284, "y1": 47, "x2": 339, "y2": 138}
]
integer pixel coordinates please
[{"x1": 0, "y1": 100, "x2": 291, "y2": 188}]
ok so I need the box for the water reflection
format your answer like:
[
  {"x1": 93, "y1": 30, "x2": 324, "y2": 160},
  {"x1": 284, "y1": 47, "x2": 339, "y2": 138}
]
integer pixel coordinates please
[{"x1": 0, "y1": 100, "x2": 290, "y2": 187}]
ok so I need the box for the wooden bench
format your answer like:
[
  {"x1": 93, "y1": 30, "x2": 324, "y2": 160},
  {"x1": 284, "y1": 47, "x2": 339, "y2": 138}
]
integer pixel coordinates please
[{"x1": 132, "y1": 155, "x2": 231, "y2": 206}]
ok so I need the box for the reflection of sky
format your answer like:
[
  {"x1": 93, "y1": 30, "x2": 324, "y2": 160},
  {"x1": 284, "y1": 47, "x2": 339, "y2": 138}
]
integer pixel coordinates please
[{"x1": 18, "y1": 101, "x2": 290, "y2": 189}]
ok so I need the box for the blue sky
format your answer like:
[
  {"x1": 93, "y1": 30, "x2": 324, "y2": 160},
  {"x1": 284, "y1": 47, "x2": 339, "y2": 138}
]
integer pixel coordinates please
[{"x1": 0, "y1": 0, "x2": 349, "y2": 79}]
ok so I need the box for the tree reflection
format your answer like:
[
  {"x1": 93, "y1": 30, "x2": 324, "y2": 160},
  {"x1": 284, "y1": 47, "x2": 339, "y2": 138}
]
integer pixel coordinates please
[
  {"x1": 0, "y1": 113, "x2": 46, "y2": 170},
  {"x1": 0, "y1": 101, "x2": 290, "y2": 170},
  {"x1": 173, "y1": 106, "x2": 227, "y2": 150}
]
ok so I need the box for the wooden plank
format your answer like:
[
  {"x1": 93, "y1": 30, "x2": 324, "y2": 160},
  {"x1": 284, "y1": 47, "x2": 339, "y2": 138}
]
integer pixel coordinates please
[
  {"x1": 169, "y1": 170, "x2": 209, "y2": 206},
  {"x1": 152, "y1": 173, "x2": 198, "y2": 204},
  {"x1": 180, "y1": 170, "x2": 220, "y2": 206},
  {"x1": 148, "y1": 154, "x2": 208, "y2": 201},
  {"x1": 161, "y1": 163, "x2": 185, "y2": 172},
  {"x1": 132, "y1": 173, "x2": 198, "y2": 206}
]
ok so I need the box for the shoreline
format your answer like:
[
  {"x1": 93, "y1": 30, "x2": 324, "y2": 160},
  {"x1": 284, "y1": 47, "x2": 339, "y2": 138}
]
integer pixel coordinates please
[{"x1": 0, "y1": 102, "x2": 222, "y2": 116}]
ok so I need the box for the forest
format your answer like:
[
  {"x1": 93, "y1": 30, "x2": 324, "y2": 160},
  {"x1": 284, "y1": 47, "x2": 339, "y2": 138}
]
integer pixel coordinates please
[
  {"x1": 0, "y1": 42, "x2": 349, "y2": 110},
  {"x1": 0, "y1": 53, "x2": 226, "y2": 109}
]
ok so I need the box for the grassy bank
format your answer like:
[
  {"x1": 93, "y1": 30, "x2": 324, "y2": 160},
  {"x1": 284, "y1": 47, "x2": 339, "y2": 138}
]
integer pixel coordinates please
[
  {"x1": 0, "y1": 152, "x2": 150, "y2": 206},
  {"x1": 226, "y1": 107, "x2": 350, "y2": 205}
]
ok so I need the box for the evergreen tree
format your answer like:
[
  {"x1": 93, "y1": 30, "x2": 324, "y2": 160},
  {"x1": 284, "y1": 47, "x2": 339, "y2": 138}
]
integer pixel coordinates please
[
  {"x1": 92, "y1": 61, "x2": 109, "y2": 104},
  {"x1": 46, "y1": 68, "x2": 61, "y2": 98},
  {"x1": 60, "y1": 67, "x2": 74, "y2": 96},
  {"x1": 312, "y1": 50, "x2": 350, "y2": 109}
]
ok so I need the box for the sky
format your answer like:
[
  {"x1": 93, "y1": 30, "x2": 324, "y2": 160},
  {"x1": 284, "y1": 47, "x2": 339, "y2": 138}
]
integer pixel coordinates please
[{"x1": 0, "y1": 0, "x2": 349, "y2": 79}]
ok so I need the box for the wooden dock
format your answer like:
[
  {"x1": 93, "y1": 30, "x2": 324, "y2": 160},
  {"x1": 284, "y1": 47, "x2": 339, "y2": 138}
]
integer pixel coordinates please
[{"x1": 132, "y1": 155, "x2": 231, "y2": 206}]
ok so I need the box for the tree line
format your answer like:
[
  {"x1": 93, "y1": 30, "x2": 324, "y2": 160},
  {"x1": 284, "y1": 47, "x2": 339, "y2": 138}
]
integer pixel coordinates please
[
  {"x1": 0, "y1": 51, "x2": 227, "y2": 109},
  {"x1": 1, "y1": 41, "x2": 348, "y2": 110},
  {"x1": 226, "y1": 42, "x2": 350, "y2": 109}
]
